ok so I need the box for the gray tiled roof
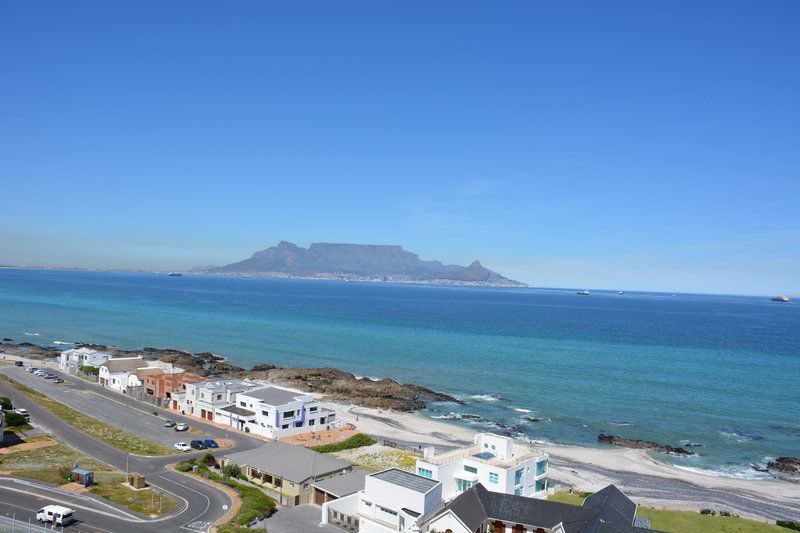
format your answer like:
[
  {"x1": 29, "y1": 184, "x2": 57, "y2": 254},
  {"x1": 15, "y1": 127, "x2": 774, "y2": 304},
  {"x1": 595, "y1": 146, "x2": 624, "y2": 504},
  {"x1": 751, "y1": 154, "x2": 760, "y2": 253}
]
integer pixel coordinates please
[
  {"x1": 102, "y1": 358, "x2": 147, "y2": 372},
  {"x1": 243, "y1": 386, "x2": 305, "y2": 405},
  {"x1": 433, "y1": 484, "x2": 661, "y2": 533},
  {"x1": 312, "y1": 469, "x2": 369, "y2": 497},
  {"x1": 225, "y1": 441, "x2": 352, "y2": 483},
  {"x1": 371, "y1": 468, "x2": 439, "y2": 493}
]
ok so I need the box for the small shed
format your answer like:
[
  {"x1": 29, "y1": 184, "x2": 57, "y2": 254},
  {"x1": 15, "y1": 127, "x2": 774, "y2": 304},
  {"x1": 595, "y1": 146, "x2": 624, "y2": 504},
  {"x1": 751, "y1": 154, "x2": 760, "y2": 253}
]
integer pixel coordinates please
[
  {"x1": 128, "y1": 472, "x2": 146, "y2": 489},
  {"x1": 71, "y1": 468, "x2": 94, "y2": 487}
]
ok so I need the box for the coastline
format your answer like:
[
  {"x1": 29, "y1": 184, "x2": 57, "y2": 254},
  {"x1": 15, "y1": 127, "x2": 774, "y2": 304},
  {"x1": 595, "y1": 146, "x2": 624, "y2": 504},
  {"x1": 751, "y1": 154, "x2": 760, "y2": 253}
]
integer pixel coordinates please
[{"x1": 324, "y1": 401, "x2": 800, "y2": 522}]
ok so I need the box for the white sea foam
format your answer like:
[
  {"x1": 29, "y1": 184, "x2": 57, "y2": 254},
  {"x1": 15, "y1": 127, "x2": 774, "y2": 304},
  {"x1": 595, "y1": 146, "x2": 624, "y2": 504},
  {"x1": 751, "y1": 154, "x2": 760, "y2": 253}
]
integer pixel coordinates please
[
  {"x1": 23, "y1": 332, "x2": 41, "y2": 336},
  {"x1": 52, "y1": 341, "x2": 73, "y2": 345},
  {"x1": 469, "y1": 394, "x2": 503, "y2": 402},
  {"x1": 354, "y1": 375, "x2": 381, "y2": 382},
  {"x1": 512, "y1": 407, "x2": 533, "y2": 413},
  {"x1": 672, "y1": 463, "x2": 773, "y2": 481}
]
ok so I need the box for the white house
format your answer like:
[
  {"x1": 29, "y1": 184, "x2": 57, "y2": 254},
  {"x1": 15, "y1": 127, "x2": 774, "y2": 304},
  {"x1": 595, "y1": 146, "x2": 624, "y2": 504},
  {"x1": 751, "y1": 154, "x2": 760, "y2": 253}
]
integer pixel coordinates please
[
  {"x1": 182, "y1": 379, "x2": 259, "y2": 422},
  {"x1": 216, "y1": 386, "x2": 336, "y2": 437},
  {"x1": 59, "y1": 348, "x2": 111, "y2": 374},
  {"x1": 98, "y1": 357, "x2": 149, "y2": 392},
  {"x1": 322, "y1": 468, "x2": 443, "y2": 533},
  {"x1": 415, "y1": 433, "x2": 549, "y2": 501}
]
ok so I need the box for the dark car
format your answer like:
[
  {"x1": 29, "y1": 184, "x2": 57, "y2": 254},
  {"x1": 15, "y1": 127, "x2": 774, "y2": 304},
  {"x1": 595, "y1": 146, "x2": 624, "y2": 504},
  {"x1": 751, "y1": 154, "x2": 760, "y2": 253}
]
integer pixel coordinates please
[
  {"x1": 14, "y1": 361, "x2": 24, "y2": 367},
  {"x1": 201, "y1": 439, "x2": 219, "y2": 449},
  {"x1": 53, "y1": 377, "x2": 64, "y2": 384},
  {"x1": 190, "y1": 440, "x2": 207, "y2": 450}
]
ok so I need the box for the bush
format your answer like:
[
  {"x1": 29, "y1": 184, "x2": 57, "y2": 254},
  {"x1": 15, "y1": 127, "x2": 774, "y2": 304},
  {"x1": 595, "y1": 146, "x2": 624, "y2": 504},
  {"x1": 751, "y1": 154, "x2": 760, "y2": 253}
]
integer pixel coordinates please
[
  {"x1": 4, "y1": 412, "x2": 27, "y2": 427},
  {"x1": 700, "y1": 509, "x2": 716, "y2": 515},
  {"x1": 0, "y1": 397, "x2": 11, "y2": 410},
  {"x1": 79, "y1": 365, "x2": 99, "y2": 376},
  {"x1": 175, "y1": 459, "x2": 196, "y2": 472},
  {"x1": 202, "y1": 452, "x2": 216, "y2": 467},
  {"x1": 778, "y1": 521, "x2": 800, "y2": 531},
  {"x1": 222, "y1": 463, "x2": 241, "y2": 480},
  {"x1": 310, "y1": 433, "x2": 376, "y2": 453},
  {"x1": 228, "y1": 480, "x2": 276, "y2": 525}
]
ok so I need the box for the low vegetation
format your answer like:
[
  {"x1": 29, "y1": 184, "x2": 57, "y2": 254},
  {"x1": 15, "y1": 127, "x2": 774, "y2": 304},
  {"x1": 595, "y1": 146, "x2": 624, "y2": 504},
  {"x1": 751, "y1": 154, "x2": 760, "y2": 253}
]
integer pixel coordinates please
[
  {"x1": 310, "y1": 432, "x2": 375, "y2": 453},
  {"x1": 549, "y1": 492, "x2": 785, "y2": 532},
  {"x1": 175, "y1": 456, "x2": 276, "y2": 529},
  {"x1": 79, "y1": 365, "x2": 100, "y2": 376},
  {"x1": 777, "y1": 521, "x2": 800, "y2": 531},
  {"x1": 0, "y1": 374, "x2": 172, "y2": 456},
  {"x1": 91, "y1": 472, "x2": 179, "y2": 516},
  {"x1": 1, "y1": 441, "x2": 111, "y2": 485},
  {"x1": 333, "y1": 446, "x2": 418, "y2": 472}
]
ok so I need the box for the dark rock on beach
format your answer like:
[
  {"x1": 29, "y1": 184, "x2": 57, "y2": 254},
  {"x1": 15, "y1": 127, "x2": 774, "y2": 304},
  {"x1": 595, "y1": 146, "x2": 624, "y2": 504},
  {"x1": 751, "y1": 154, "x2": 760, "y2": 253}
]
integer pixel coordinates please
[
  {"x1": 598, "y1": 434, "x2": 692, "y2": 455},
  {"x1": 767, "y1": 457, "x2": 800, "y2": 475}
]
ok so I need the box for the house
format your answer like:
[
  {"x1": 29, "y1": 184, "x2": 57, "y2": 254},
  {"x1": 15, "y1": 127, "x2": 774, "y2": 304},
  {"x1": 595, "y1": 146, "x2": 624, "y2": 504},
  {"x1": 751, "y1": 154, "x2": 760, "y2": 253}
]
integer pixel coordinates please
[
  {"x1": 59, "y1": 348, "x2": 111, "y2": 374},
  {"x1": 216, "y1": 386, "x2": 336, "y2": 437},
  {"x1": 424, "y1": 483, "x2": 659, "y2": 533},
  {"x1": 98, "y1": 357, "x2": 149, "y2": 392},
  {"x1": 223, "y1": 441, "x2": 354, "y2": 506},
  {"x1": 182, "y1": 379, "x2": 259, "y2": 422},
  {"x1": 322, "y1": 468, "x2": 444, "y2": 533},
  {"x1": 143, "y1": 371, "x2": 206, "y2": 407},
  {"x1": 416, "y1": 433, "x2": 549, "y2": 501},
  {"x1": 127, "y1": 367, "x2": 164, "y2": 390}
]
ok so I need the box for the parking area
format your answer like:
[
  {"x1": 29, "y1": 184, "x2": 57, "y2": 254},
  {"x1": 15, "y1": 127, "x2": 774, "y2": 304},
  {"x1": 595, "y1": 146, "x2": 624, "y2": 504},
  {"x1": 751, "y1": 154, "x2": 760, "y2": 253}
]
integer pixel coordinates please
[
  {"x1": 256, "y1": 504, "x2": 340, "y2": 533},
  {"x1": 0, "y1": 366, "x2": 232, "y2": 448}
]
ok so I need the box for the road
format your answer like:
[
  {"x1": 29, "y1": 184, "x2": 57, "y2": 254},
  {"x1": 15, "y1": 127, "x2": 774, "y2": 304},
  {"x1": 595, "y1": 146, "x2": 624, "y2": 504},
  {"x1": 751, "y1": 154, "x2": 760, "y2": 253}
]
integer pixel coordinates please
[{"x1": 0, "y1": 363, "x2": 267, "y2": 532}]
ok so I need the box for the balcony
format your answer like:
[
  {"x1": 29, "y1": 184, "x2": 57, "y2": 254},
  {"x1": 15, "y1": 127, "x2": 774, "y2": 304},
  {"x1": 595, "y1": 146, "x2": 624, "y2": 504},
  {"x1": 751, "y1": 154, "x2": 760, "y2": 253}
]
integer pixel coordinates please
[{"x1": 422, "y1": 443, "x2": 545, "y2": 468}]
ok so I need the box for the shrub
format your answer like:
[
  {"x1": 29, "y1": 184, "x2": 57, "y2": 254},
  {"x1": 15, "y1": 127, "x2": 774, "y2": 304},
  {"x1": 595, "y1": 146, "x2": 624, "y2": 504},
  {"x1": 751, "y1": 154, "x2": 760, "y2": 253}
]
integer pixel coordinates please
[
  {"x1": 777, "y1": 521, "x2": 800, "y2": 531},
  {"x1": 222, "y1": 463, "x2": 241, "y2": 480},
  {"x1": 228, "y1": 480, "x2": 276, "y2": 525},
  {"x1": 310, "y1": 433, "x2": 376, "y2": 453},
  {"x1": 175, "y1": 459, "x2": 196, "y2": 472},
  {"x1": 79, "y1": 365, "x2": 99, "y2": 376},
  {"x1": 4, "y1": 412, "x2": 27, "y2": 427},
  {"x1": 700, "y1": 509, "x2": 716, "y2": 515},
  {"x1": 0, "y1": 397, "x2": 11, "y2": 410},
  {"x1": 202, "y1": 452, "x2": 216, "y2": 467}
]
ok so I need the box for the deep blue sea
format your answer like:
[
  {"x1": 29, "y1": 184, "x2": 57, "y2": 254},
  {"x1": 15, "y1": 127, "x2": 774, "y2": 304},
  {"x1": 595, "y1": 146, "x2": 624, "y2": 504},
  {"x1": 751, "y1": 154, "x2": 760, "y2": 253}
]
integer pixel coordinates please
[{"x1": 1, "y1": 268, "x2": 798, "y2": 478}]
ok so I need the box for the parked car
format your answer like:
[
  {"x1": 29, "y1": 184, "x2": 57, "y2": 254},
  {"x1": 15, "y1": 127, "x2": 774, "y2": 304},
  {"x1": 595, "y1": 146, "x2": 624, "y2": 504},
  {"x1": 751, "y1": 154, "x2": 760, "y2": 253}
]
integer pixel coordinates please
[
  {"x1": 174, "y1": 442, "x2": 191, "y2": 452},
  {"x1": 34, "y1": 370, "x2": 46, "y2": 376},
  {"x1": 14, "y1": 360, "x2": 24, "y2": 367},
  {"x1": 14, "y1": 408, "x2": 29, "y2": 419},
  {"x1": 26, "y1": 366, "x2": 37, "y2": 373},
  {"x1": 175, "y1": 423, "x2": 189, "y2": 432},
  {"x1": 202, "y1": 439, "x2": 219, "y2": 448},
  {"x1": 163, "y1": 420, "x2": 176, "y2": 428},
  {"x1": 43, "y1": 373, "x2": 56, "y2": 379},
  {"x1": 53, "y1": 377, "x2": 64, "y2": 384},
  {"x1": 190, "y1": 440, "x2": 206, "y2": 450},
  {"x1": 36, "y1": 505, "x2": 75, "y2": 526}
]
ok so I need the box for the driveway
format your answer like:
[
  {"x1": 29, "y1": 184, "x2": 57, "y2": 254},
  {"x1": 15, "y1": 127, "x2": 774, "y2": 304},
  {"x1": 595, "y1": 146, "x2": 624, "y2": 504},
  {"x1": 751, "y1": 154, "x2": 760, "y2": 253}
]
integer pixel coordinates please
[{"x1": 257, "y1": 504, "x2": 340, "y2": 533}]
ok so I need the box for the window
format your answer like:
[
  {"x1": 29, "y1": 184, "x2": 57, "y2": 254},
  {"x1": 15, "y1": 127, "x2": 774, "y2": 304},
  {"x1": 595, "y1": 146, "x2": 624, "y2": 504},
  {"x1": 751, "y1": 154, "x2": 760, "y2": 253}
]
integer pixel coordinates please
[
  {"x1": 261, "y1": 410, "x2": 269, "y2": 416},
  {"x1": 309, "y1": 419, "x2": 315, "y2": 426},
  {"x1": 281, "y1": 424, "x2": 289, "y2": 429},
  {"x1": 536, "y1": 478, "x2": 546, "y2": 492},
  {"x1": 456, "y1": 479, "x2": 476, "y2": 492},
  {"x1": 309, "y1": 406, "x2": 318, "y2": 412},
  {"x1": 417, "y1": 468, "x2": 433, "y2": 478},
  {"x1": 240, "y1": 401, "x2": 246, "y2": 407},
  {"x1": 282, "y1": 410, "x2": 295, "y2": 418},
  {"x1": 319, "y1": 417, "x2": 326, "y2": 424},
  {"x1": 464, "y1": 465, "x2": 478, "y2": 474},
  {"x1": 514, "y1": 468, "x2": 523, "y2": 485},
  {"x1": 514, "y1": 487, "x2": 522, "y2": 496},
  {"x1": 536, "y1": 459, "x2": 547, "y2": 476},
  {"x1": 489, "y1": 472, "x2": 499, "y2": 484}
]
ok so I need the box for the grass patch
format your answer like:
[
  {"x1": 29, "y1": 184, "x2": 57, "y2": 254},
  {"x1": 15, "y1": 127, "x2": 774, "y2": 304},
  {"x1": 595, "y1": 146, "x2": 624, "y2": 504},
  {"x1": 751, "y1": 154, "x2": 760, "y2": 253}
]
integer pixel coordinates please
[
  {"x1": 91, "y1": 472, "x2": 179, "y2": 516},
  {"x1": 3, "y1": 442, "x2": 111, "y2": 485},
  {"x1": 345, "y1": 448, "x2": 418, "y2": 472},
  {"x1": 548, "y1": 493, "x2": 783, "y2": 532},
  {"x1": 310, "y1": 432, "x2": 375, "y2": 453},
  {"x1": 0, "y1": 374, "x2": 172, "y2": 456}
]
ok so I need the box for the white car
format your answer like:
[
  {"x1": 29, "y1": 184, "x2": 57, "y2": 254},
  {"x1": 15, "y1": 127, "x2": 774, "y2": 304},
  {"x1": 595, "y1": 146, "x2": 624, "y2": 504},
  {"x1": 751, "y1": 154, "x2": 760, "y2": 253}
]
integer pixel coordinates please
[
  {"x1": 14, "y1": 408, "x2": 29, "y2": 419},
  {"x1": 175, "y1": 422, "x2": 189, "y2": 432},
  {"x1": 36, "y1": 505, "x2": 75, "y2": 526},
  {"x1": 174, "y1": 442, "x2": 191, "y2": 452}
]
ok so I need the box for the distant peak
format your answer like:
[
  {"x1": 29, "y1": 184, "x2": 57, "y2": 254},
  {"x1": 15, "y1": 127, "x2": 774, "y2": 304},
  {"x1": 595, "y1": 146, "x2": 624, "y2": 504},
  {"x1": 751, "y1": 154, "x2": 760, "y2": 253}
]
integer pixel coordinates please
[
  {"x1": 277, "y1": 240, "x2": 299, "y2": 249},
  {"x1": 468, "y1": 260, "x2": 483, "y2": 268}
]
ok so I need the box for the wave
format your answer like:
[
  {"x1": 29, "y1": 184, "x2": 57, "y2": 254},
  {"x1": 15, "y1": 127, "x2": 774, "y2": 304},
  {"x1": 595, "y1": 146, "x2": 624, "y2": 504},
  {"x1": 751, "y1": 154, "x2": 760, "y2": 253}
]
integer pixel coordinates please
[
  {"x1": 354, "y1": 375, "x2": 381, "y2": 382},
  {"x1": 52, "y1": 340, "x2": 74, "y2": 345},
  {"x1": 719, "y1": 429, "x2": 765, "y2": 443},
  {"x1": 511, "y1": 407, "x2": 533, "y2": 413},
  {"x1": 468, "y1": 394, "x2": 504, "y2": 402},
  {"x1": 23, "y1": 332, "x2": 41, "y2": 336},
  {"x1": 608, "y1": 420, "x2": 633, "y2": 426},
  {"x1": 672, "y1": 463, "x2": 773, "y2": 481}
]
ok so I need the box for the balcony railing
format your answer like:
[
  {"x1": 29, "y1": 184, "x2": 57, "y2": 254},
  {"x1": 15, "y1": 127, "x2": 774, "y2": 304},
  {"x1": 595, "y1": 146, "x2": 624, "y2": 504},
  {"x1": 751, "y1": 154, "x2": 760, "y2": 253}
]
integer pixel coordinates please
[{"x1": 421, "y1": 443, "x2": 546, "y2": 468}]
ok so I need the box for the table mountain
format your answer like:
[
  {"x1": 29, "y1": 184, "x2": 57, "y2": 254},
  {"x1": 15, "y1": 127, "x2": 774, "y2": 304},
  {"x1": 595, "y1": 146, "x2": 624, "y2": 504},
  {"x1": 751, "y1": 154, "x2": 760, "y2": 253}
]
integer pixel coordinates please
[{"x1": 208, "y1": 241, "x2": 526, "y2": 286}]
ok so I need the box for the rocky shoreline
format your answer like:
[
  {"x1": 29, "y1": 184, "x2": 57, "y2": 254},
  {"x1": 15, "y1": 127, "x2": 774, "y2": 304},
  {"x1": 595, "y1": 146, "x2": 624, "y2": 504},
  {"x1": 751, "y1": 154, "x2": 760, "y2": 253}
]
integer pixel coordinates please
[
  {"x1": 0, "y1": 340, "x2": 462, "y2": 412},
  {"x1": 598, "y1": 433, "x2": 693, "y2": 456}
]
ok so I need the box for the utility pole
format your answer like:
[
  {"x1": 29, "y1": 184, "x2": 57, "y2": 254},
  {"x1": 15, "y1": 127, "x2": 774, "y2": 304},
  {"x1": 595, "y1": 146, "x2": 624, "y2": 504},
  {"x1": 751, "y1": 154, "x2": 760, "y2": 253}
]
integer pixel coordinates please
[{"x1": 126, "y1": 452, "x2": 129, "y2": 478}]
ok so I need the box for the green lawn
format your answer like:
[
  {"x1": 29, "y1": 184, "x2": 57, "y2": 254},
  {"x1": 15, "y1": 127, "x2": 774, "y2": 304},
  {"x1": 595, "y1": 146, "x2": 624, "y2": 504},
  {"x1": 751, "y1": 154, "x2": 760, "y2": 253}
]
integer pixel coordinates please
[
  {"x1": 91, "y1": 472, "x2": 179, "y2": 517},
  {"x1": 0, "y1": 374, "x2": 172, "y2": 456},
  {"x1": 548, "y1": 493, "x2": 783, "y2": 533}
]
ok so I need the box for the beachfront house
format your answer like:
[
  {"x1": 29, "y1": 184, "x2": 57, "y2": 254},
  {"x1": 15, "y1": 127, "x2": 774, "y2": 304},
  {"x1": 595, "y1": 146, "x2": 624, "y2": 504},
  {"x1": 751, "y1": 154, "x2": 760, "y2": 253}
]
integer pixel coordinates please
[
  {"x1": 182, "y1": 379, "x2": 259, "y2": 422},
  {"x1": 321, "y1": 468, "x2": 444, "y2": 533},
  {"x1": 99, "y1": 357, "x2": 149, "y2": 392},
  {"x1": 223, "y1": 441, "x2": 354, "y2": 506},
  {"x1": 59, "y1": 347, "x2": 112, "y2": 374},
  {"x1": 312, "y1": 469, "x2": 369, "y2": 506},
  {"x1": 216, "y1": 385, "x2": 336, "y2": 437},
  {"x1": 424, "y1": 483, "x2": 658, "y2": 533},
  {"x1": 416, "y1": 433, "x2": 549, "y2": 501},
  {"x1": 143, "y1": 371, "x2": 205, "y2": 408}
]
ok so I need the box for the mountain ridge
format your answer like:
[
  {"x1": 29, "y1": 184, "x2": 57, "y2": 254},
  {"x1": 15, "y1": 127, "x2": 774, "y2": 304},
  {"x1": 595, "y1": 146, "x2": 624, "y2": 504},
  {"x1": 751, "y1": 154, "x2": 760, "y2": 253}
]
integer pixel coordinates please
[{"x1": 208, "y1": 241, "x2": 527, "y2": 287}]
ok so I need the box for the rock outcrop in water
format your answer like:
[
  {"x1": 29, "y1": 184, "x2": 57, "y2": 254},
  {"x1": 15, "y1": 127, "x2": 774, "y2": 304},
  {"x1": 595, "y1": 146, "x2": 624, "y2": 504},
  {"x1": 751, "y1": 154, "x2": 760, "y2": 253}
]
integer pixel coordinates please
[
  {"x1": 598, "y1": 434, "x2": 692, "y2": 455},
  {"x1": 767, "y1": 457, "x2": 800, "y2": 476}
]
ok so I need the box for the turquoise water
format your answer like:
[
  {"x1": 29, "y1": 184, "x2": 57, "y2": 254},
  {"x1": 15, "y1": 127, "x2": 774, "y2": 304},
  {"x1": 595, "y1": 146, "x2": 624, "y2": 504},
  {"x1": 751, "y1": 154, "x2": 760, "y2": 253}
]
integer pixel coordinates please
[{"x1": 1, "y1": 268, "x2": 798, "y2": 477}]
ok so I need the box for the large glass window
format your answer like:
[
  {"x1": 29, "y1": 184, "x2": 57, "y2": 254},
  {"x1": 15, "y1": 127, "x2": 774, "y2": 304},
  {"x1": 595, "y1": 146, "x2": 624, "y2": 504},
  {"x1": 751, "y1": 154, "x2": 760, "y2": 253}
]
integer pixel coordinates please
[
  {"x1": 489, "y1": 472, "x2": 499, "y2": 484},
  {"x1": 417, "y1": 468, "x2": 433, "y2": 478},
  {"x1": 536, "y1": 478, "x2": 547, "y2": 492},
  {"x1": 464, "y1": 465, "x2": 478, "y2": 474},
  {"x1": 536, "y1": 459, "x2": 547, "y2": 476},
  {"x1": 514, "y1": 468, "x2": 523, "y2": 484}
]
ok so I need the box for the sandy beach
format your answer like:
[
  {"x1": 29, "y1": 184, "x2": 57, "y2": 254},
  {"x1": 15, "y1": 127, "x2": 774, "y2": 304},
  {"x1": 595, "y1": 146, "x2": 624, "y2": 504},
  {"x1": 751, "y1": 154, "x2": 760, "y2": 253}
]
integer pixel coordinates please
[{"x1": 325, "y1": 401, "x2": 800, "y2": 522}]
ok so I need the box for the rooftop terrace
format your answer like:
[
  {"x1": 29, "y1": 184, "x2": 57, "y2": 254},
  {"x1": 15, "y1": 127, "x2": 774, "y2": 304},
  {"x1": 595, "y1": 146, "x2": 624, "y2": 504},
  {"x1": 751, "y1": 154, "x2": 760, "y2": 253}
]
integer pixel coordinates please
[{"x1": 421, "y1": 442, "x2": 545, "y2": 468}]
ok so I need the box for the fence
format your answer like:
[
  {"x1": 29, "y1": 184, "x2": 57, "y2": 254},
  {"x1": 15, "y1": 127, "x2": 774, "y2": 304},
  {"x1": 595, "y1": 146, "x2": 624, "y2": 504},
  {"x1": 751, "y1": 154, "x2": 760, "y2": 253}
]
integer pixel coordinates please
[{"x1": 0, "y1": 514, "x2": 54, "y2": 533}]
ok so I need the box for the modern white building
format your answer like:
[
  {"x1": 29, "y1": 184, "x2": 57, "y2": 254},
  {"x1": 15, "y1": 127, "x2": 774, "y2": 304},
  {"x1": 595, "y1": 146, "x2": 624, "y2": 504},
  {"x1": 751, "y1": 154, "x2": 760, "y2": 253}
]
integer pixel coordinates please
[
  {"x1": 181, "y1": 379, "x2": 259, "y2": 422},
  {"x1": 415, "y1": 433, "x2": 549, "y2": 501},
  {"x1": 215, "y1": 386, "x2": 336, "y2": 437},
  {"x1": 98, "y1": 357, "x2": 149, "y2": 392},
  {"x1": 322, "y1": 468, "x2": 443, "y2": 533},
  {"x1": 59, "y1": 348, "x2": 111, "y2": 374}
]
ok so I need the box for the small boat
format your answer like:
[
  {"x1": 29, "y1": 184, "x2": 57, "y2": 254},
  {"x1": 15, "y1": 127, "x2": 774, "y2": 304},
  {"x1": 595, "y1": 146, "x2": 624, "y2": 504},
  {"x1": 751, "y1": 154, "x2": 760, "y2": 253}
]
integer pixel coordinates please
[
  {"x1": 168, "y1": 273, "x2": 183, "y2": 277},
  {"x1": 576, "y1": 289, "x2": 590, "y2": 296},
  {"x1": 618, "y1": 290, "x2": 624, "y2": 295},
  {"x1": 771, "y1": 295, "x2": 790, "y2": 302}
]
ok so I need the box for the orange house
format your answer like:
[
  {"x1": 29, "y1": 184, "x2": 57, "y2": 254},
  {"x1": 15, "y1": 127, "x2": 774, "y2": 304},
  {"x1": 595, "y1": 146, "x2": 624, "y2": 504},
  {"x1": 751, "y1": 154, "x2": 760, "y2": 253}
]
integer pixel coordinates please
[{"x1": 142, "y1": 372, "x2": 207, "y2": 402}]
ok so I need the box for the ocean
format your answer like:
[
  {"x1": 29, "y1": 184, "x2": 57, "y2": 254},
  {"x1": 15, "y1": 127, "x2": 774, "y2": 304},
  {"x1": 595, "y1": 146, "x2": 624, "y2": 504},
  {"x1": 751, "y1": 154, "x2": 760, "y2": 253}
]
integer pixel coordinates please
[{"x1": 1, "y1": 268, "x2": 798, "y2": 478}]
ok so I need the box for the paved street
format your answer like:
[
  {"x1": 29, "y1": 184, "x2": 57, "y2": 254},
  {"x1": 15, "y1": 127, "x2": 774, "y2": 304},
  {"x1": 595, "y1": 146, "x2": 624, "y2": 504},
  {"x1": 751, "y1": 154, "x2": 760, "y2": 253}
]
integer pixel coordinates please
[{"x1": 0, "y1": 359, "x2": 268, "y2": 532}]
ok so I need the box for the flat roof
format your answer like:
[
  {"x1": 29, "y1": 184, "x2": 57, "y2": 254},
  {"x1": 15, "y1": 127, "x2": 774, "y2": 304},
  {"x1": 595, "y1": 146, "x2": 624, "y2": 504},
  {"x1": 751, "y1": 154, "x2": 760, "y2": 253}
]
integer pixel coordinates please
[
  {"x1": 218, "y1": 405, "x2": 256, "y2": 417},
  {"x1": 243, "y1": 386, "x2": 305, "y2": 405},
  {"x1": 371, "y1": 468, "x2": 439, "y2": 493},
  {"x1": 312, "y1": 469, "x2": 369, "y2": 497}
]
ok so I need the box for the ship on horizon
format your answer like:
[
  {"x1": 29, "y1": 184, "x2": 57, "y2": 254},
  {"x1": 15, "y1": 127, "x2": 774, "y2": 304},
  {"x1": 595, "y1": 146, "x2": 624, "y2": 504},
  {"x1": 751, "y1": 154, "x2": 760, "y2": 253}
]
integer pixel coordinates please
[
  {"x1": 771, "y1": 295, "x2": 790, "y2": 302},
  {"x1": 577, "y1": 289, "x2": 590, "y2": 296}
]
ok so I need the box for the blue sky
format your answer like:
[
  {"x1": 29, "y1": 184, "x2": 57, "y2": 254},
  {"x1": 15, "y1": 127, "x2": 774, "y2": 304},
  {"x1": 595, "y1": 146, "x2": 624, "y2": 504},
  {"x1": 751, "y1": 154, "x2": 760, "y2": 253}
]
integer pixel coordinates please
[{"x1": 1, "y1": 1, "x2": 798, "y2": 295}]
